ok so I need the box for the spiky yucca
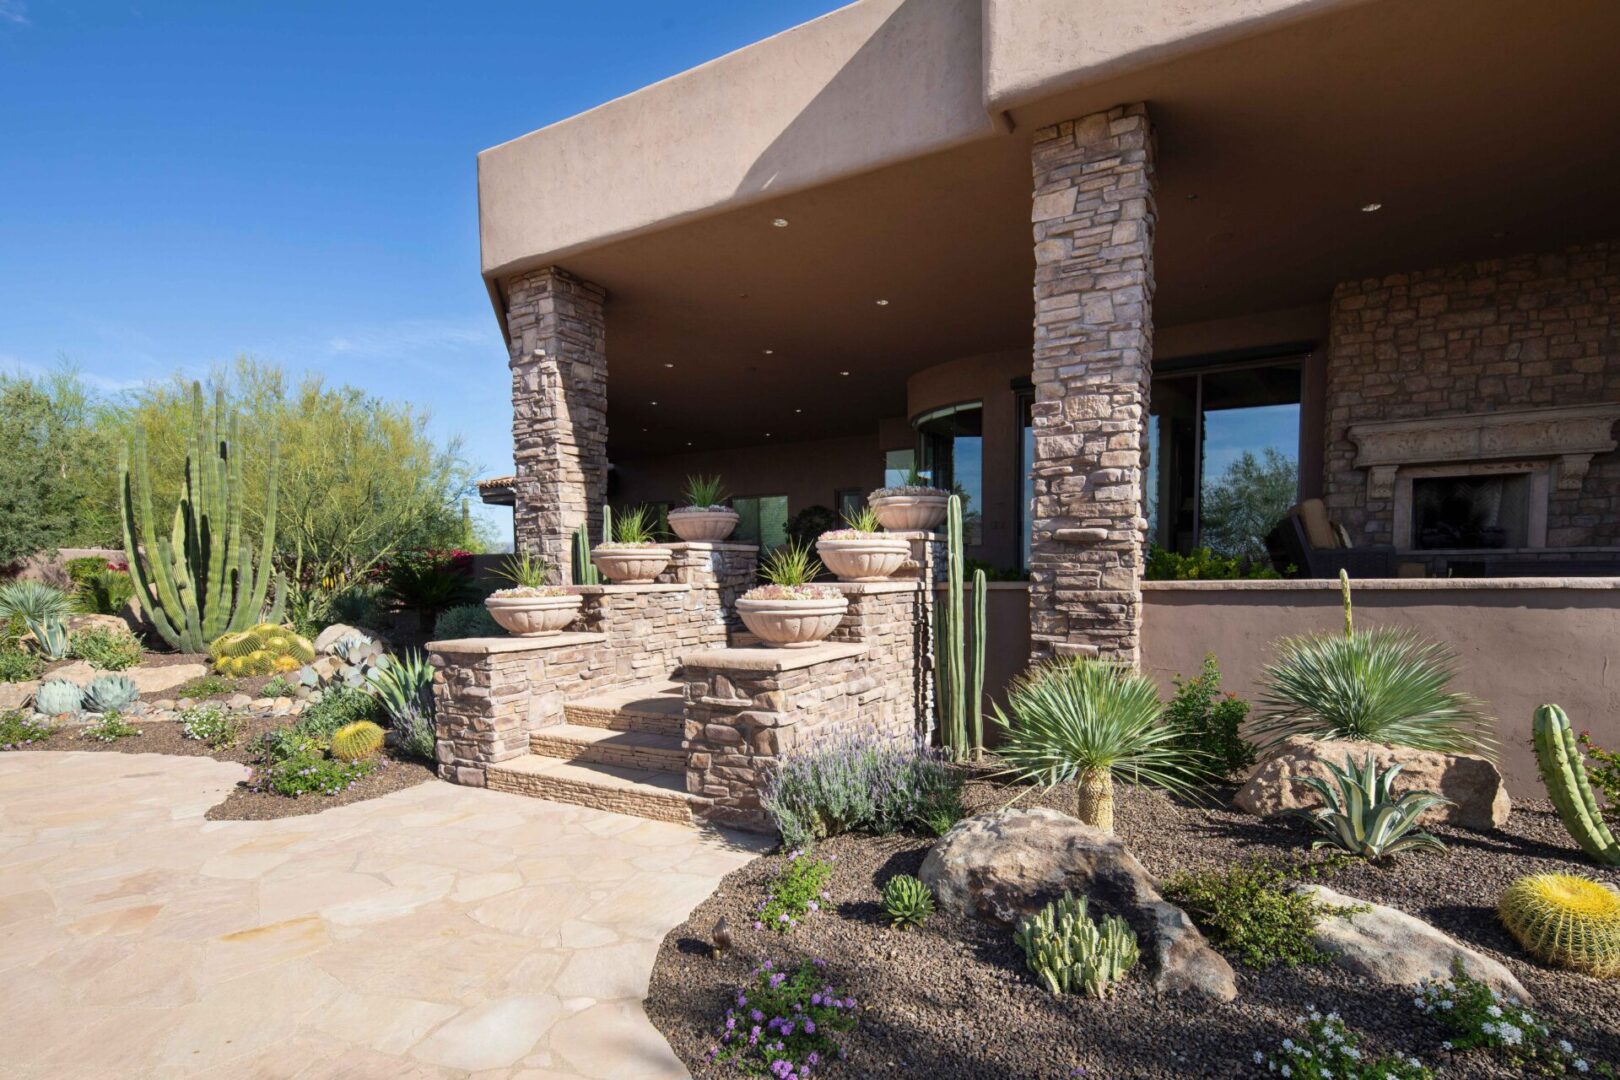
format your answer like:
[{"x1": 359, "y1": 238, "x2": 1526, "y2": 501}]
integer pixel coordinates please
[
  {"x1": 1499, "y1": 873, "x2": 1620, "y2": 978},
  {"x1": 330, "y1": 720, "x2": 386, "y2": 762}
]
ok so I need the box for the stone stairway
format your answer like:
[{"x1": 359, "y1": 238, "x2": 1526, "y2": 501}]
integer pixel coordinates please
[{"x1": 484, "y1": 679, "x2": 704, "y2": 824}]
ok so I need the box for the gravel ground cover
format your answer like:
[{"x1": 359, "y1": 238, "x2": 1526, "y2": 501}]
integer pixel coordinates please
[{"x1": 648, "y1": 777, "x2": 1620, "y2": 1079}]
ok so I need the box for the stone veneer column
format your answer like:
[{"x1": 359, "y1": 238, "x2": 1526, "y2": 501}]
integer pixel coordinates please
[
  {"x1": 1027, "y1": 103, "x2": 1157, "y2": 664},
  {"x1": 506, "y1": 266, "x2": 608, "y2": 571}
]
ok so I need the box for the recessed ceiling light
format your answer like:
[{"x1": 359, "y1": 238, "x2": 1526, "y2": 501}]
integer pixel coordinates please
[
  {"x1": 765, "y1": 432, "x2": 772, "y2": 437},
  {"x1": 663, "y1": 362, "x2": 674, "y2": 368},
  {"x1": 763, "y1": 349, "x2": 773, "y2": 355},
  {"x1": 771, "y1": 218, "x2": 789, "y2": 228},
  {"x1": 874, "y1": 299, "x2": 890, "y2": 306},
  {"x1": 649, "y1": 400, "x2": 658, "y2": 405},
  {"x1": 839, "y1": 370, "x2": 850, "y2": 376},
  {"x1": 795, "y1": 408, "x2": 802, "y2": 413},
  {"x1": 641, "y1": 427, "x2": 649, "y2": 432},
  {"x1": 686, "y1": 441, "x2": 693, "y2": 447},
  {"x1": 1360, "y1": 202, "x2": 1383, "y2": 213}
]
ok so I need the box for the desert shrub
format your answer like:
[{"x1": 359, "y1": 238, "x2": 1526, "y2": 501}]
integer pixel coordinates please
[
  {"x1": 434, "y1": 603, "x2": 501, "y2": 640},
  {"x1": 180, "y1": 704, "x2": 239, "y2": 749},
  {"x1": 755, "y1": 851, "x2": 834, "y2": 933},
  {"x1": 1145, "y1": 544, "x2": 1281, "y2": 581},
  {"x1": 381, "y1": 548, "x2": 475, "y2": 630},
  {"x1": 0, "y1": 710, "x2": 52, "y2": 748},
  {"x1": 69, "y1": 627, "x2": 143, "y2": 671},
  {"x1": 177, "y1": 675, "x2": 236, "y2": 699},
  {"x1": 1415, "y1": 961, "x2": 1612, "y2": 1076},
  {"x1": 707, "y1": 958, "x2": 857, "y2": 1078},
  {"x1": 1576, "y1": 731, "x2": 1620, "y2": 822},
  {"x1": 762, "y1": 735, "x2": 963, "y2": 850},
  {"x1": 1261, "y1": 1008, "x2": 1432, "y2": 1079},
  {"x1": 82, "y1": 711, "x2": 140, "y2": 742},
  {"x1": 67, "y1": 558, "x2": 134, "y2": 615},
  {"x1": 251, "y1": 750, "x2": 377, "y2": 797},
  {"x1": 1163, "y1": 860, "x2": 1355, "y2": 969},
  {"x1": 296, "y1": 684, "x2": 380, "y2": 740},
  {"x1": 1163, "y1": 654, "x2": 1255, "y2": 781},
  {"x1": 0, "y1": 648, "x2": 43, "y2": 683}
]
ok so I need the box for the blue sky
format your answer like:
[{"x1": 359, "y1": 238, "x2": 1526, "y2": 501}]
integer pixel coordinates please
[{"x1": 0, "y1": 0, "x2": 841, "y2": 545}]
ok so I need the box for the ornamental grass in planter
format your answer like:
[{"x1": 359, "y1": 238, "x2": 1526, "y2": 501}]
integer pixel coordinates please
[
  {"x1": 667, "y1": 473, "x2": 739, "y2": 543},
  {"x1": 590, "y1": 505, "x2": 674, "y2": 584},
  {"x1": 868, "y1": 470, "x2": 949, "y2": 532},
  {"x1": 483, "y1": 552, "x2": 582, "y2": 637},
  {"x1": 737, "y1": 542, "x2": 848, "y2": 648},
  {"x1": 815, "y1": 505, "x2": 910, "y2": 582}
]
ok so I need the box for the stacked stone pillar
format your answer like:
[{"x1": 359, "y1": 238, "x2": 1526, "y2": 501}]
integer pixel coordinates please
[
  {"x1": 506, "y1": 266, "x2": 608, "y2": 571},
  {"x1": 1027, "y1": 103, "x2": 1157, "y2": 664}
]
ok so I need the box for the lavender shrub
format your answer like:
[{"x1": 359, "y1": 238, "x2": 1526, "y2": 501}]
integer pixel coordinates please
[{"x1": 761, "y1": 733, "x2": 964, "y2": 849}]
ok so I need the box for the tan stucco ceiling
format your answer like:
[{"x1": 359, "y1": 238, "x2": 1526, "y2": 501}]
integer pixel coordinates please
[{"x1": 510, "y1": 0, "x2": 1620, "y2": 459}]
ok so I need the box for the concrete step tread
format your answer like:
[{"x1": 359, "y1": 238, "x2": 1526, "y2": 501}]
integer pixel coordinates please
[
  {"x1": 490, "y1": 755, "x2": 695, "y2": 799},
  {"x1": 566, "y1": 680, "x2": 685, "y2": 719},
  {"x1": 531, "y1": 723, "x2": 682, "y2": 751}
]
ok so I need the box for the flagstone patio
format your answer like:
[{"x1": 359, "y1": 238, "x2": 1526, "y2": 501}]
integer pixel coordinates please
[{"x1": 0, "y1": 751, "x2": 765, "y2": 1079}]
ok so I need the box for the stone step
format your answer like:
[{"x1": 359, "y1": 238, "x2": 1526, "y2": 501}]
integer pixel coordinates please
[
  {"x1": 486, "y1": 756, "x2": 702, "y2": 825},
  {"x1": 528, "y1": 723, "x2": 686, "y2": 772},
  {"x1": 563, "y1": 680, "x2": 686, "y2": 738}
]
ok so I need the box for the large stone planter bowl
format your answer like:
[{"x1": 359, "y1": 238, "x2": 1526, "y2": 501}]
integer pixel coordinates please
[
  {"x1": 736, "y1": 596, "x2": 849, "y2": 648},
  {"x1": 484, "y1": 593, "x2": 584, "y2": 637},
  {"x1": 668, "y1": 508, "x2": 739, "y2": 543},
  {"x1": 590, "y1": 545, "x2": 674, "y2": 584},
  {"x1": 815, "y1": 536, "x2": 910, "y2": 582},
  {"x1": 869, "y1": 493, "x2": 949, "y2": 532}
]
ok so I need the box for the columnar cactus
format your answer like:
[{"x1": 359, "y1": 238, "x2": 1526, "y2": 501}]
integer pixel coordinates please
[
  {"x1": 1499, "y1": 873, "x2": 1620, "y2": 977},
  {"x1": 934, "y1": 495, "x2": 987, "y2": 760},
  {"x1": 1533, "y1": 704, "x2": 1620, "y2": 865},
  {"x1": 571, "y1": 523, "x2": 601, "y2": 585},
  {"x1": 119, "y1": 383, "x2": 284, "y2": 652}
]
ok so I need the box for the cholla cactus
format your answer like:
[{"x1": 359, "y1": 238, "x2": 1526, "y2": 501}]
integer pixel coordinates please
[
  {"x1": 82, "y1": 674, "x2": 140, "y2": 713},
  {"x1": 881, "y1": 874, "x2": 935, "y2": 931},
  {"x1": 1499, "y1": 873, "x2": 1620, "y2": 978},
  {"x1": 1013, "y1": 891, "x2": 1139, "y2": 997}
]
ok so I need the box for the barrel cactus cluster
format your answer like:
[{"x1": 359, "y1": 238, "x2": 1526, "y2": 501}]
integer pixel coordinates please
[
  {"x1": 1498, "y1": 873, "x2": 1620, "y2": 978},
  {"x1": 209, "y1": 623, "x2": 316, "y2": 677}
]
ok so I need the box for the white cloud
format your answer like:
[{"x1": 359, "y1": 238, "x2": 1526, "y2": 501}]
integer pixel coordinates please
[
  {"x1": 0, "y1": 1, "x2": 30, "y2": 27},
  {"x1": 322, "y1": 317, "x2": 493, "y2": 359}
]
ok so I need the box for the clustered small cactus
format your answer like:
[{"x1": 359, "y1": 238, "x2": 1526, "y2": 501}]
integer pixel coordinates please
[
  {"x1": 210, "y1": 622, "x2": 315, "y2": 677},
  {"x1": 1013, "y1": 891, "x2": 1139, "y2": 998},
  {"x1": 1498, "y1": 872, "x2": 1620, "y2": 978},
  {"x1": 880, "y1": 874, "x2": 935, "y2": 931}
]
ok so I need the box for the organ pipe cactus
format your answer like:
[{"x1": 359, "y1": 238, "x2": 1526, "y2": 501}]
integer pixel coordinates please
[
  {"x1": 119, "y1": 383, "x2": 284, "y2": 652},
  {"x1": 934, "y1": 495, "x2": 986, "y2": 760},
  {"x1": 1533, "y1": 704, "x2": 1620, "y2": 865}
]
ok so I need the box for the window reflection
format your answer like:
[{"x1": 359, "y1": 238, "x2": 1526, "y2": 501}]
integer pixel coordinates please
[{"x1": 916, "y1": 403, "x2": 983, "y2": 546}]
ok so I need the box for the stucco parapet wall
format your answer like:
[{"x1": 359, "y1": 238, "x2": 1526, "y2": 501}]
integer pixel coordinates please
[
  {"x1": 683, "y1": 642, "x2": 870, "y2": 673},
  {"x1": 425, "y1": 632, "x2": 607, "y2": 656},
  {"x1": 1142, "y1": 578, "x2": 1620, "y2": 592}
]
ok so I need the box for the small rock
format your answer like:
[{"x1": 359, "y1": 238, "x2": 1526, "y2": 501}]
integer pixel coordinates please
[
  {"x1": 1298, "y1": 883, "x2": 1532, "y2": 1002},
  {"x1": 226, "y1": 694, "x2": 252, "y2": 711},
  {"x1": 271, "y1": 697, "x2": 292, "y2": 716},
  {"x1": 1235, "y1": 735, "x2": 1510, "y2": 830},
  {"x1": 153, "y1": 699, "x2": 175, "y2": 711},
  {"x1": 314, "y1": 624, "x2": 366, "y2": 654}
]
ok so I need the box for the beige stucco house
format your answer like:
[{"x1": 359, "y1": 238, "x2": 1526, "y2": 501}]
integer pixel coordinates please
[{"x1": 469, "y1": 0, "x2": 1620, "y2": 790}]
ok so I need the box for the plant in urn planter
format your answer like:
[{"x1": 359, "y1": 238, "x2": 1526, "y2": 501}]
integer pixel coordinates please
[
  {"x1": 483, "y1": 552, "x2": 583, "y2": 637},
  {"x1": 590, "y1": 505, "x2": 674, "y2": 584},
  {"x1": 736, "y1": 541, "x2": 848, "y2": 648},
  {"x1": 815, "y1": 505, "x2": 911, "y2": 582},
  {"x1": 868, "y1": 469, "x2": 950, "y2": 532},
  {"x1": 667, "y1": 474, "x2": 739, "y2": 543}
]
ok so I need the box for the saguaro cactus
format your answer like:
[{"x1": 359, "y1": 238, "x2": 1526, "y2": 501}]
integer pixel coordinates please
[
  {"x1": 1534, "y1": 704, "x2": 1620, "y2": 865},
  {"x1": 935, "y1": 495, "x2": 987, "y2": 760},
  {"x1": 119, "y1": 383, "x2": 284, "y2": 652}
]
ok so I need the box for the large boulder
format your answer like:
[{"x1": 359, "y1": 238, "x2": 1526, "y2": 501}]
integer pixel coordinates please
[
  {"x1": 1298, "y1": 884, "x2": 1532, "y2": 1002},
  {"x1": 920, "y1": 808, "x2": 1237, "y2": 1001},
  {"x1": 1234, "y1": 735, "x2": 1510, "y2": 831},
  {"x1": 314, "y1": 623, "x2": 366, "y2": 654}
]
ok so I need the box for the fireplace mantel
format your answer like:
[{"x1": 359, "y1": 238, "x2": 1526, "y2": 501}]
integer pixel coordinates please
[{"x1": 1347, "y1": 403, "x2": 1620, "y2": 499}]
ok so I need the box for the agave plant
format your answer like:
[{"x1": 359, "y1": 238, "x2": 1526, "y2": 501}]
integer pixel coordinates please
[
  {"x1": 367, "y1": 649, "x2": 434, "y2": 760},
  {"x1": 25, "y1": 616, "x2": 72, "y2": 661},
  {"x1": 1296, "y1": 754, "x2": 1450, "y2": 860},
  {"x1": 0, "y1": 580, "x2": 74, "y2": 625},
  {"x1": 840, "y1": 505, "x2": 884, "y2": 534},
  {"x1": 993, "y1": 658, "x2": 1204, "y2": 832},
  {"x1": 1253, "y1": 573, "x2": 1493, "y2": 757}
]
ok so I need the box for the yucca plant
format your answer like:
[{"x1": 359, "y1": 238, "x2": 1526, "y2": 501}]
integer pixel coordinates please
[
  {"x1": 0, "y1": 581, "x2": 74, "y2": 626},
  {"x1": 994, "y1": 658, "x2": 1203, "y2": 832},
  {"x1": 1252, "y1": 572, "x2": 1493, "y2": 757},
  {"x1": 760, "y1": 541, "x2": 824, "y2": 588},
  {"x1": 493, "y1": 551, "x2": 556, "y2": 590},
  {"x1": 680, "y1": 474, "x2": 728, "y2": 509},
  {"x1": 1296, "y1": 754, "x2": 1450, "y2": 861}
]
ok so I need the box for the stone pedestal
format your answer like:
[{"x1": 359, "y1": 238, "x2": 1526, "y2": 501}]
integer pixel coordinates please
[{"x1": 1027, "y1": 103, "x2": 1156, "y2": 665}]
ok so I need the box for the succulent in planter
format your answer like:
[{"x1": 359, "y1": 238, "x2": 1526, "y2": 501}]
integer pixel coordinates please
[
  {"x1": 668, "y1": 474, "x2": 739, "y2": 543},
  {"x1": 590, "y1": 505, "x2": 675, "y2": 584},
  {"x1": 483, "y1": 551, "x2": 583, "y2": 637},
  {"x1": 816, "y1": 505, "x2": 911, "y2": 582},
  {"x1": 868, "y1": 470, "x2": 951, "y2": 532},
  {"x1": 737, "y1": 542, "x2": 848, "y2": 648}
]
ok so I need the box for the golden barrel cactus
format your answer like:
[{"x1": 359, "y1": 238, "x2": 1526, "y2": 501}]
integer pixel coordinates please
[
  {"x1": 1498, "y1": 873, "x2": 1620, "y2": 977},
  {"x1": 330, "y1": 720, "x2": 386, "y2": 762}
]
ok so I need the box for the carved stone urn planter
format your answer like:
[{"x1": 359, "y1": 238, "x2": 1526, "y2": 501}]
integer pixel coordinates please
[
  {"x1": 868, "y1": 487, "x2": 950, "y2": 532},
  {"x1": 736, "y1": 587, "x2": 849, "y2": 648},
  {"x1": 484, "y1": 590, "x2": 584, "y2": 637},
  {"x1": 590, "y1": 544, "x2": 674, "y2": 584},
  {"x1": 815, "y1": 533, "x2": 910, "y2": 582},
  {"x1": 668, "y1": 507, "x2": 739, "y2": 543}
]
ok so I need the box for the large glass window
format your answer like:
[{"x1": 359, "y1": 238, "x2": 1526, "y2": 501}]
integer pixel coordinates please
[
  {"x1": 916, "y1": 402, "x2": 983, "y2": 546},
  {"x1": 1147, "y1": 360, "x2": 1302, "y2": 559},
  {"x1": 732, "y1": 495, "x2": 789, "y2": 552},
  {"x1": 883, "y1": 449, "x2": 916, "y2": 488}
]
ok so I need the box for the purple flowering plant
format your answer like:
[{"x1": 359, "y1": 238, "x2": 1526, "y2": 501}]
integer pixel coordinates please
[
  {"x1": 755, "y1": 850, "x2": 834, "y2": 934},
  {"x1": 707, "y1": 958, "x2": 857, "y2": 1079}
]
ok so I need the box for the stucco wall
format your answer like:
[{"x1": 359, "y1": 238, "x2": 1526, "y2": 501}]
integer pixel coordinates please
[{"x1": 1140, "y1": 579, "x2": 1620, "y2": 796}]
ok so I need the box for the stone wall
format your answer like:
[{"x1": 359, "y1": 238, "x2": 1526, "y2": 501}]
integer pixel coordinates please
[
  {"x1": 575, "y1": 583, "x2": 728, "y2": 683},
  {"x1": 1026, "y1": 103, "x2": 1157, "y2": 664},
  {"x1": 1325, "y1": 241, "x2": 1620, "y2": 548},
  {"x1": 506, "y1": 266, "x2": 608, "y2": 570},
  {"x1": 663, "y1": 542, "x2": 759, "y2": 630}
]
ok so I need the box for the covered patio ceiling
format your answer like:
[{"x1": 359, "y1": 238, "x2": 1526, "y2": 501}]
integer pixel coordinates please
[{"x1": 535, "y1": 0, "x2": 1620, "y2": 459}]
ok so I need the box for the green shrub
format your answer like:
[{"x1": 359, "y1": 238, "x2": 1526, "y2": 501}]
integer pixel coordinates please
[
  {"x1": 1414, "y1": 960, "x2": 1611, "y2": 1076},
  {"x1": 177, "y1": 675, "x2": 237, "y2": 699},
  {"x1": 433, "y1": 603, "x2": 502, "y2": 640},
  {"x1": 260, "y1": 674, "x2": 297, "y2": 698},
  {"x1": 82, "y1": 711, "x2": 140, "y2": 742},
  {"x1": 1164, "y1": 654, "x2": 1256, "y2": 781},
  {"x1": 251, "y1": 750, "x2": 377, "y2": 797},
  {"x1": 70, "y1": 627, "x2": 143, "y2": 671},
  {"x1": 67, "y1": 559, "x2": 135, "y2": 615},
  {"x1": 756, "y1": 851, "x2": 833, "y2": 933},
  {"x1": 0, "y1": 648, "x2": 43, "y2": 683},
  {"x1": 709, "y1": 959, "x2": 857, "y2": 1078},
  {"x1": 1013, "y1": 890, "x2": 1139, "y2": 998},
  {"x1": 296, "y1": 684, "x2": 380, "y2": 740},
  {"x1": 180, "y1": 704, "x2": 239, "y2": 749},
  {"x1": 1576, "y1": 730, "x2": 1620, "y2": 823},
  {"x1": 1145, "y1": 544, "x2": 1282, "y2": 581},
  {"x1": 1163, "y1": 860, "x2": 1353, "y2": 969},
  {"x1": 0, "y1": 710, "x2": 52, "y2": 748},
  {"x1": 881, "y1": 874, "x2": 935, "y2": 931},
  {"x1": 761, "y1": 735, "x2": 963, "y2": 850}
]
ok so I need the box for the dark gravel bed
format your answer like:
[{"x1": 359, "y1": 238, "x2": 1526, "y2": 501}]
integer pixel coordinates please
[
  {"x1": 5, "y1": 714, "x2": 433, "y2": 820},
  {"x1": 648, "y1": 777, "x2": 1620, "y2": 1079}
]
